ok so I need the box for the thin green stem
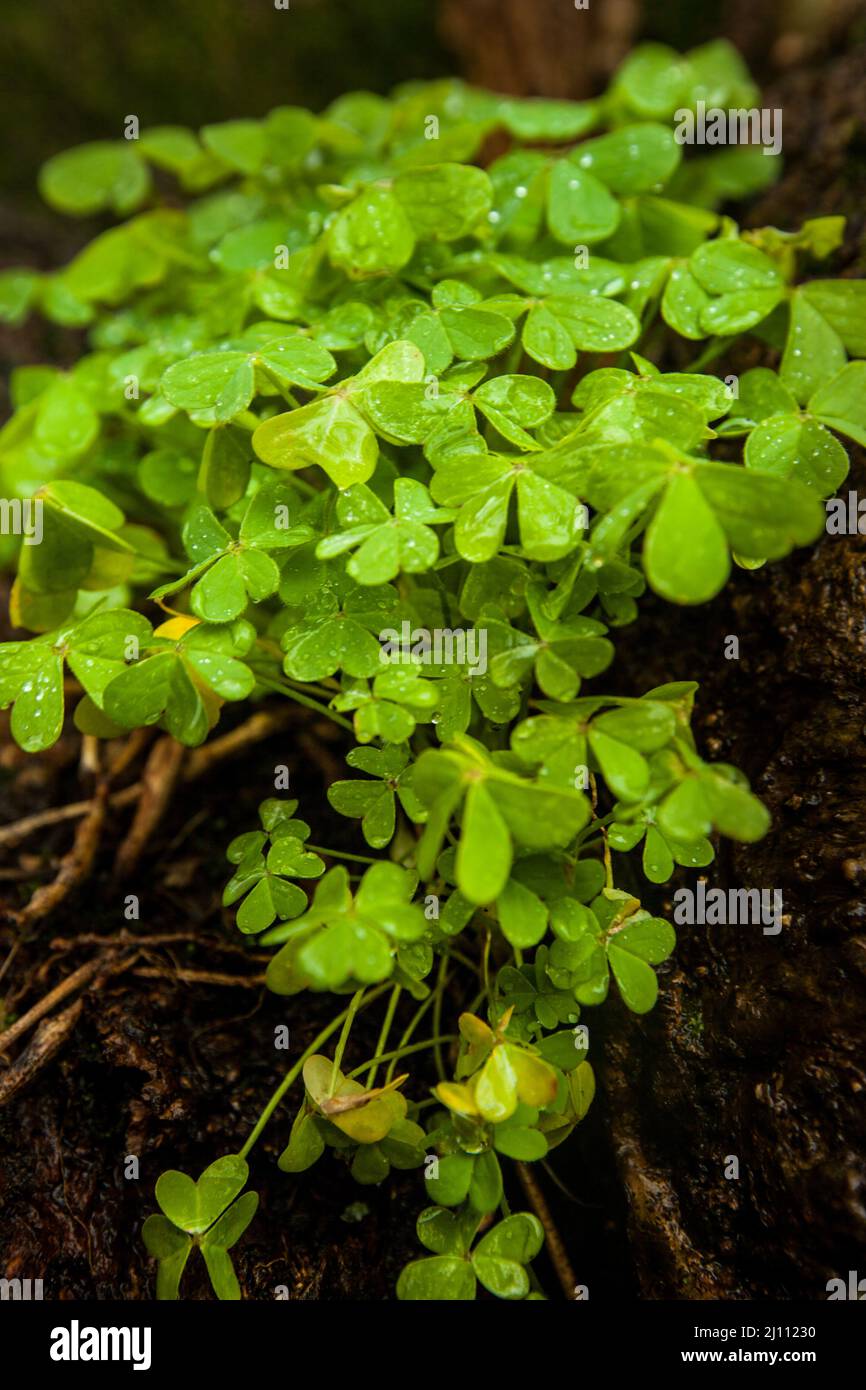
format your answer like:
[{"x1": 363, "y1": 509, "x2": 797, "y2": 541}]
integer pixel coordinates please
[
  {"x1": 346, "y1": 1035, "x2": 458, "y2": 1079},
  {"x1": 385, "y1": 991, "x2": 435, "y2": 1083},
  {"x1": 259, "y1": 363, "x2": 301, "y2": 410},
  {"x1": 481, "y1": 925, "x2": 492, "y2": 1003},
  {"x1": 365, "y1": 984, "x2": 402, "y2": 1089},
  {"x1": 306, "y1": 843, "x2": 379, "y2": 866},
  {"x1": 572, "y1": 811, "x2": 616, "y2": 854},
  {"x1": 433, "y1": 952, "x2": 449, "y2": 1082},
  {"x1": 239, "y1": 986, "x2": 388, "y2": 1159},
  {"x1": 328, "y1": 988, "x2": 365, "y2": 1097},
  {"x1": 602, "y1": 828, "x2": 614, "y2": 891},
  {"x1": 466, "y1": 986, "x2": 486, "y2": 1017},
  {"x1": 684, "y1": 335, "x2": 728, "y2": 372},
  {"x1": 446, "y1": 946, "x2": 481, "y2": 976},
  {"x1": 251, "y1": 674, "x2": 355, "y2": 731}
]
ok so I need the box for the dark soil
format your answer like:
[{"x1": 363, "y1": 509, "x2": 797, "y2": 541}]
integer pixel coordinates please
[{"x1": 0, "y1": 699, "x2": 440, "y2": 1300}]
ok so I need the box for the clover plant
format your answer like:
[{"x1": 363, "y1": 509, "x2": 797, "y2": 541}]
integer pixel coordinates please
[{"x1": 1, "y1": 38, "x2": 862, "y2": 1300}]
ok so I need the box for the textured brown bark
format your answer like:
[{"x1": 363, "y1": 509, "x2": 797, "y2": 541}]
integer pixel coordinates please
[
  {"x1": 594, "y1": 42, "x2": 866, "y2": 1300},
  {"x1": 438, "y1": 0, "x2": 639, "y2": 98},
  {"x1": 437, "y1": 0, "x2": 861, "y2": 99}
]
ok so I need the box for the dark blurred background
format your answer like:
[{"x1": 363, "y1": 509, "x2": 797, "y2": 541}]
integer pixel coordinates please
[{"x1": 2, "y1": 0, "x2": 863, "y2": 204}]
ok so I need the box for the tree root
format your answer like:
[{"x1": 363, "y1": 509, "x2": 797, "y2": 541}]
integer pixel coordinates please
[
  {"x1": 5, "y1": 784, "x2": 108, "y2": 928},
  {"x1": 0, "y1": 782, "x2": 140, "y2": 851},
  {"x1": 0, "y1": 998, "x2": 85, "y2": 1107},
  {"x1": 0, "y1": 704, "x2": 296, "y2": 855},
  {"x1": 183, "y1": 705, "x2": 296, "y2": 780},
  {"x1": 0, "y1": 948, "x2": 130, "y2": 1054},
  {"x1": 515, "y1": 1160, "x2": 578, "y2": 1300},
  {"x1": 130, "y1": 965, "x2": 266, "y2": 988},
  {"x1": 112, "y1": 735, "x2": 185, "y2": 879}
]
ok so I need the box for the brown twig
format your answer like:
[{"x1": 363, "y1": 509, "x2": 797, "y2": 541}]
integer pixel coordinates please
[
  {"x1": 130, "y1": 966, "x2": 266, "y2": 988},
  {"x1": 0, "y1": 999, "x2": 84, "y2": 1106},
  {"x1": 516, "y1": 1160, "x2": 578, "y2": 1300},
  {"x1": 78, "y1": 733, "x2": 101, "y2": 783},
  {"x1": 107, "y1": 726, "x2": 153, "y2": 781},
  {"x1": 0, "y1": 950, "x2": 123, "y2": 1053},
  {"x1": 0, "y1": 704, "x2": 296, "y2": 856},
  {"x1": 113, "y1": 736, "x2": 186, "y2": 879},
  {"x1": 183, "y1": 706, "x2": 296, "y2": 781},
  {"x1": 6, "y1": 785, "x2": 109, "y2": 928},
  {"x1": 49, "y1": 930, "x2": 269, "y2": 960},
  {"x1": 0, "y1": 783, "x2": 140, "y2": 851}
]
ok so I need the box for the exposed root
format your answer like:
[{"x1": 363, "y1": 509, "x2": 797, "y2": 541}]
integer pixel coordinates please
[
  {"x1": 0, "y1": 704, "x2": 295, "y2": 858},
  {"x1": 113, "y1": 736, "x2": 186, "y2": 879},
  {"x1": 131, "y1": 965, "x2": 266, "y2": 988},
  {"x1": 183, "y1": 705, "x2": 296, "y2": 781},
  {"x1": 0, "y1": 949, "x2": 128, "y2": 1054},
  {"x1": 50, "y1": 930, "x2": 268, "y2": 958},
  {"x1": 5, "y1": 784, "x2": 109, "y2": 928},
  {"x1": 0, "y1": 999, "x2": 84, "y2": 1106},
  {"x1": 516, "y1": 1160, "x2": 578, "y2": 1300},
  {"x1": 0, "y1": 783, "x2": 140, "y2": 851}
]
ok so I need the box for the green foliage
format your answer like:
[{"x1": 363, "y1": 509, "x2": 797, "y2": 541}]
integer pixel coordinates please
[
  {"x1": 2, "y1": 39, "x2": 860, "y2": 1302},
  {"x1": 143, "y1": 1156, "x2": 258, "y2": 1300}
]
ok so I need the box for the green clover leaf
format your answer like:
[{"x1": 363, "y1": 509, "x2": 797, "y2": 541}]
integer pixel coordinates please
[
  {"x1": 316, "y1": 477, "x2": 453, "y2": 584},
  {"x1": 328, "y1": 744, "x2": 426, "y2": 848},
  {"x1": 498, "y1": 946, "x2": 580, "y2": 1032},
  {"x1": 430, "y1": 449, "x2": 587, "y2": 564},
  {"x1": 151, "y1": 482, "x2": 312, "y2": 623},
  {"x1": 392, "y1": 163, "x2": 493, "y2": 241},
  {"x1": 398, "y1": 1209, "x2": 544, "y2": 1302},
  {"x1": 414, "y1": 735, "x2": 591, "y2": 904},
  {"x1": 40, "y1": 141, "x2": 151, "y2": 216},
  {"x1": 730, "y1": 363, "x2": 862, "y2": 497},
  {"x1": 102, "y1": 619, "x2": 255, "y2": 747},
  {"x1": 223, "y1": 797, "x2": 325, "y2": 934},
  {"x1": 486, "y1": 583, "x2": 613, "y2": 702},
  {"x1": 687, "y1": 238, "x2": 785, "y2": 335},
  {"x1": 333, "y1": 666, "x2": 441, "y2": 744},
  {"x1": 548, "y1": 891, "x2": 676, "y2": 1014},
  {"x1": 253, "y1": 340, "x2": 425, "y2": 488},
  {"x1": 262, "y1": 862, "x2": 426, "y2": 993},
  {"x1": 280, "y1": 576, "x2": 399, "y2": 681},
  {"x1": 582, "y1": 441, "x2": 824, "y2": 604},
  {"x1": 161, "y1": 336, "x2": 336, "y2": 423},
  {"x1": 144, "y1": 1156, "x2": 257, "y2": 1301},
  {"x1": 0, "y1": 610, "x2": 151, "y2": 753},
  {"x1": 608, "y1": 809, "x2": 714, "y2": 884}
]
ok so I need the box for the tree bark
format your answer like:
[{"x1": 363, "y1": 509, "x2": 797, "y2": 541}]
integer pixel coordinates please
[{"x1": 439, "y1": 0, "x2": 639, "y2": 98}]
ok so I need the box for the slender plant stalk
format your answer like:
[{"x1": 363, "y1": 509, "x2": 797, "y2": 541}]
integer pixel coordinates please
[
  {"x1": 251, "y1": 674, "x2": 355, "y2": 731},
  {"x1": 432, "y1": 953, "x2": 449, "y2": 1082},
  {"x1": 347, "y1": 1035, "x2": 458, "y2": 1079},
  {"x1": 306, "y1": 843, "x2": 379, "y2": 866},
  {"x1": 328, "y1": 987, "x2": 365, "y2": 1097},
  {"x1": 385, "y1": 990, "x2": 436, "y2": 1083},
  {"x1": 239, "y1": 985, "x2": 388, "y2": 1158},
  {"x1": 366, "y1": 983, "x2": 402, "y2": 1089}
]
